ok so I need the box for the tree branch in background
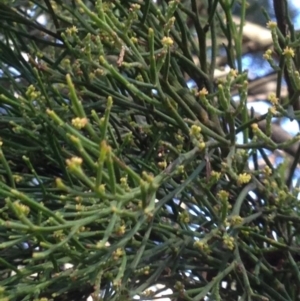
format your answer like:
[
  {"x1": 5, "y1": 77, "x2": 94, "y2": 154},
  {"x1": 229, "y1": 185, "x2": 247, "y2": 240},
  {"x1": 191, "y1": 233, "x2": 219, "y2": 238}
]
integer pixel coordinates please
[{"x1": 257, "y1": 118, "x2": 299, "y2": 157}]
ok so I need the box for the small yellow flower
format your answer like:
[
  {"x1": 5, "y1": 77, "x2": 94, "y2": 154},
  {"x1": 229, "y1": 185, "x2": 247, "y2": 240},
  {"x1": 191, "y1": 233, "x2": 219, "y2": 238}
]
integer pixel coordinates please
[
  {"x1": 263, "y1": 49, "x2": 273, "y2": 60},
  {"x1": 194, "y1": 241, "x2": 211, "y2": 254},
  {"x1": 229, "y1": 215, "x2": 243, "y2": 226},
  {"x1": 269, "y1": 106, "x2": 277, "y2": 115},
  {"x1": 176, "y1": 134, "x2": 184, "y2": 142},
  {"x1": 189, "y1": 125, "x2": 201, "y2": 136},
  {"x1": 75, "y1": 204, "x2": 84, "y2": 211},
  {"x1": 198, "y1": 88, "x2": 208, "y2": 97},
  {"x1": 176, "y1": 144, "x2": 183, "y2": 152},
  {"x1": 13, "y1": 201, "x2": 30, "y2": 216},
  {"x1": 161, "y1": 36, "x2": 174, "y2": 46},
  {"x1": 131, "y1": 37, "x2": 138, "y2": 43},
  {"x1": 282, "y1": 46, "x2": 295, "y2": 58},
  {"x1": 211, "y1": 171, "x2": 221, "y2": 180},
  {"x1": 143, "y1": 266, "x2": 150, "y2": 275},
  {"x1": 13, "y1": 175, "x2": 22, "y2": 183},
  {"x1": 271, "y1": 180, "x2": 277, "y2": 189},
  {"x1": 98, "y1": 184, "x2": 106, "y2": 194},
  {"x1": 179, "y1": 210, "x2": 190, "y2": 224},
  {"x1": 251, "y1": 123, "x2": 259, "y2": 131},
  {"x1": 198, "y1": 141, "x2": 205, "y2": 150},
  {"x1": 176, "y1": 165, "x2": 184, "y2": 174},
  {"x1": 223, "y1": 234, "x2": 235, "y2": 250},
  {"x1": 266, "y1": 21, "x2": 277, "y2": 29},
  {"x1": 71, "y1": 117, "x2": 88, "y2": 129},
  {"x1": 263, "y1": 166, "x2": 272, "y2": 176},
  {"x1": 26, "y1": 85, "x2": 41, "y2": 100},
  {"x1": 75, "y1": 196, "x2": 82, "y2": 202},
  {"x1": 115, "y1": 225, "x2": 126, "y2": 236},
  {"x1": 66, "y1": 157, "x2": 83, "y2": 170},
  {"x1": 130, "y1": 3, "x2": 141, "y2": 11},
  {"x1": 158, "y1": 160, "x2": 167, "y2": 169},
  {"x1": 268, "y1": 92, "x2": 279, "y2": 105},
  {"x1": 223, "y1": 219, "x2": 230, "y2": 227},
  {"x1": 66, "y1": 26, "x2": 78, "y2": 36},
  {"x1": 120, "y1": 177, "x2": 130, "y2": 191},
  {"x1": 217, "y1": 190, "x2": 229, "y2": 202},
  {"x1": 237, "y1": 173, "x2": 251, "y2": 185},
  {"x1": 112, "y1": 248, "x2": 124, "y2": 260},
  {"x1": 229, "y1": 69, "x2": 238, "y2": 77},
  {"x1": 142, "y1": 171, "x2": 154, "y2": 183}
]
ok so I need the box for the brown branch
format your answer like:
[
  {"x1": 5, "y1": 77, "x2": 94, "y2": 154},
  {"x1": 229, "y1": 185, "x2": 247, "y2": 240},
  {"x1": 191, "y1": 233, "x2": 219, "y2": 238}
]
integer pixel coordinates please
[{"x1": 257, "y1": 118, "x2": 300, "y2": 158}]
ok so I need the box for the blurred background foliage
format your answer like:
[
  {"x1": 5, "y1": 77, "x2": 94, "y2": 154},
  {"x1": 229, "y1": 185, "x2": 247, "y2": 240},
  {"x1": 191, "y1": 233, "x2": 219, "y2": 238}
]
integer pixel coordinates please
[{"x1": 1, "y1": 1, "x2": 300, "y2": 301}]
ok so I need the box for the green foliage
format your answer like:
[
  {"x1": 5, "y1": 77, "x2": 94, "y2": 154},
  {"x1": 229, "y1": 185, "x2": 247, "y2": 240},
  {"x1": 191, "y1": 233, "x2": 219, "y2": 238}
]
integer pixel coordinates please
[{"x1": 0, "y1": 1, "x2": 300, "y2": 301}]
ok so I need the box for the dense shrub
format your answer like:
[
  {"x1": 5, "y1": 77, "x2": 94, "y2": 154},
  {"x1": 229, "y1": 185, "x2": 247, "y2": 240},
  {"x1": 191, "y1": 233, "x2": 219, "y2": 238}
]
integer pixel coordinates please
[{"x1": 1, "y1": 1, "x2": 300, "y2": 300}]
